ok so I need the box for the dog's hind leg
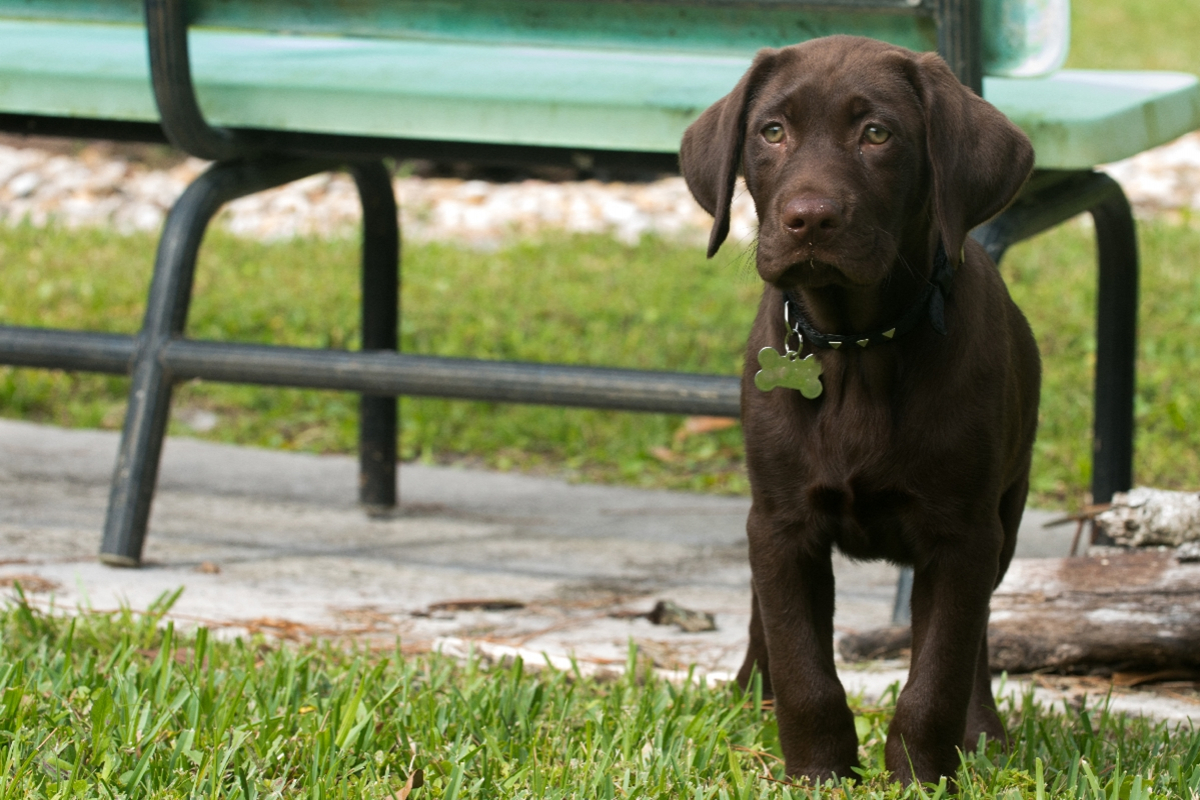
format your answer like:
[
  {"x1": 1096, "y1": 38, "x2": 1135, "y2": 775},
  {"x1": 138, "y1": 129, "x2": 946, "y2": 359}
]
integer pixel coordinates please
[
  {"x1": 963, "y1": 612, "x2": 1007, "y2": 751},
  {"x1": 736, "y1": 582, "x2": 774, "y2": 697},
  {"x1": 962, "y1": 475, "x2": 1031, "y2": 750},
  {"x1": 994, "y1": 474, "x2": 1028, "y2": 585}
]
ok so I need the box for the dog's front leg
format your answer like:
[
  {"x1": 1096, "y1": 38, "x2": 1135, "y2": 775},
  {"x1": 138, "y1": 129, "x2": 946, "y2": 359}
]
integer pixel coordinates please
[
  {"x1": 747, "y1": 508, "x2": 859, "y2": 784},
  {"x1": 886, "y1": 527, "x2": 1002, "y2": 785}
]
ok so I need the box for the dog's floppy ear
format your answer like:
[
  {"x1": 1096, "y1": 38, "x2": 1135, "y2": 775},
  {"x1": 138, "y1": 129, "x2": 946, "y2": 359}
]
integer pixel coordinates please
[
  {"x1": 906, "y1": 52, "x2": 1034, "y2": 266},
  {"x1": 680, "y1": 49, "x2": 779, "y2": 258}
]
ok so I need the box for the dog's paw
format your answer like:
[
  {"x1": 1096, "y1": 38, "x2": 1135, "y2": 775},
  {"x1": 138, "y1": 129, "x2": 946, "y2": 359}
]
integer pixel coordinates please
[{"x1": 754, "y1": 347, "x2": 823, "y2": 398}]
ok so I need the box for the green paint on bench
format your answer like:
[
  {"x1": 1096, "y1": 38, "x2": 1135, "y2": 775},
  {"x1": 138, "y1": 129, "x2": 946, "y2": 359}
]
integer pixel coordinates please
[{"x1": 0, "y1": 18, "x2": 1197, "y2": 168}]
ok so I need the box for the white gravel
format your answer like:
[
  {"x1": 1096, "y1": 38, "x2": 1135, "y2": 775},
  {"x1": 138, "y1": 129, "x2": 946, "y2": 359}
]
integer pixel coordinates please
[{"x1": 1, "y1": 131, "x2": 1198, "y2": 245}]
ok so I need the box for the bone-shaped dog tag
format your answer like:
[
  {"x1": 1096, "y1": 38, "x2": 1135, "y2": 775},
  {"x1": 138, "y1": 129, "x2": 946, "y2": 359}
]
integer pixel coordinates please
[{"x1": 754, "y1": 346, "x2": 823, "y2": 399}]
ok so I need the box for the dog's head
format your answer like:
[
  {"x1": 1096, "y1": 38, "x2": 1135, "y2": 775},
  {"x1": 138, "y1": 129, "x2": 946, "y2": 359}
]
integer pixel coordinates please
[{"x1": 680, "y1": 36, "x2": 1033, "y2": 288}]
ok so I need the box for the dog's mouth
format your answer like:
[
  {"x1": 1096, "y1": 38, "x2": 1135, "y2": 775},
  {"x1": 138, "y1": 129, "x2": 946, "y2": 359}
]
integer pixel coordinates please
[
  {"x1": 760, "y1": 222, "x2": 899, "y2": 289},
  {"x1": 771, "y1": 257, "x2": 873, "y2": 290}
]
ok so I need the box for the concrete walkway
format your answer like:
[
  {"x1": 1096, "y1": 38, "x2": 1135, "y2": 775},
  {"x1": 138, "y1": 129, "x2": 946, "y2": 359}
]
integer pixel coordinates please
[{"x1": 3, "y1": 418, "x2": 1195, "y2": 722}]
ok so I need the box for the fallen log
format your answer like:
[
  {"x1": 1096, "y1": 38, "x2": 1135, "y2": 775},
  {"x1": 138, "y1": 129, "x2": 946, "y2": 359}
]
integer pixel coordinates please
[
  {"x1": 989, "y1": 551, "x2": 1200, "y2": 673},
  {"x1": 838, "y1": 552, "x2": 1200, "y2": 674}
]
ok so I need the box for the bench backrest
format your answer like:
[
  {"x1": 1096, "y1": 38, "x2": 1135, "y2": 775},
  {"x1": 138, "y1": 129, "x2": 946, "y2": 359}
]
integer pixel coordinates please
[{"x1": 2, "y1": 0, "x2": 1066, "y2": 77}]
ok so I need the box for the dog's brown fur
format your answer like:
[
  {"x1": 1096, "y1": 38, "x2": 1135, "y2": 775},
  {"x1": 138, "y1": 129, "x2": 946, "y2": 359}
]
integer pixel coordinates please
[{"x1": 680, "y1": 36, "x2": 1040, "y2": 786}]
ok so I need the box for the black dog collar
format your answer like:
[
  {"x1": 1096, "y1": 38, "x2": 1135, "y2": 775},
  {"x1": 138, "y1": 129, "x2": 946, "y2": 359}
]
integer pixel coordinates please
[{"x1": 783, "y1": 241, "x2": 954, "y2": 350}]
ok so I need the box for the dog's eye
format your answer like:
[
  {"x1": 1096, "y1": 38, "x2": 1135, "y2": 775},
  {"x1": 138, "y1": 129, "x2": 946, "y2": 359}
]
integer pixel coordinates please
[
  {"x1": 761, "y1": 123, "x2": 785, "y2": 144},
  {"x1": 864, "y1": 124, "x2": 891, "y2": 145}
]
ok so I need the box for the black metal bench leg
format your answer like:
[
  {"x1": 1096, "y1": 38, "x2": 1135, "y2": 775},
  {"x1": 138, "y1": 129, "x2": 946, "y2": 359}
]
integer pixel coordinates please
[
  {"x1": 351, "y1": 162, "x2": 400, "y2": 513},
  {"x1": 1088, "y1": 181, "x2": 1138, "y2": 508},
  {"x1": 99, "y1": 157, "x2": 335, "y2": 566},
  {"x1": 99, "y1": 167, "x2": 224, "y2": 565},
  {"x1": 98, "y1": 334, "x2": 178, "y2": 566}
]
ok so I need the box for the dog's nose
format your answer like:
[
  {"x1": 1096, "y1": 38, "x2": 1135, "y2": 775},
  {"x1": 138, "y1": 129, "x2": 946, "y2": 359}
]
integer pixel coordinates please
[{"x1": 781, "y1": 197, "x2": 844, "y2": 244}]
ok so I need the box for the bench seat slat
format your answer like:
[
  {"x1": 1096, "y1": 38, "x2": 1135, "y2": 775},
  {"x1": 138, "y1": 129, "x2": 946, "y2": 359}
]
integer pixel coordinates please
[
  {"x1": 985, "y1": 71, "x2": 1200, "y2": 168},
  {"x1": 1, "y1": 19, "x2": 1197, "y2": 168}
]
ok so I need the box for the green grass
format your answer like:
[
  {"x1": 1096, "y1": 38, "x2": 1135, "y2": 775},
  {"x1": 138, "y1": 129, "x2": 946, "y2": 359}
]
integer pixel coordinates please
[
  {"x1": 1069, "y1": 0, "x2": 1200, "y2": 76},
  {"x1": 3, "y1": 219, "x2": 1200, "y2": 508},
  {"x1": 2, "y1": 592, "x2": 1199, "y2": 799}
]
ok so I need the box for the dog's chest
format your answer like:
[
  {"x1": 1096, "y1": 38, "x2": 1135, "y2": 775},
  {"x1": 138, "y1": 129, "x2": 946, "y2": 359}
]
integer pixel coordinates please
[
  {"x1": 806, "y1": 480, "x2": 916, "y2": 560},
  {"x1": 763, "y1": 394, "x2": 926, "y2": 559}
]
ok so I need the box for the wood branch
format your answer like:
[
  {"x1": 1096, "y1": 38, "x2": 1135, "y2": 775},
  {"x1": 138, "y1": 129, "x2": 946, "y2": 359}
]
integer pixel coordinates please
[{"x1": 838, "y1": 553, "x2": 1200, "y2": 674}]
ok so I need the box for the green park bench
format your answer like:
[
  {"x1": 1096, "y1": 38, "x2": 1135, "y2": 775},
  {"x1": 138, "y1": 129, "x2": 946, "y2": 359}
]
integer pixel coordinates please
[{"x1": 0, "y1": 0, "x2": 1197, "y2": 570}]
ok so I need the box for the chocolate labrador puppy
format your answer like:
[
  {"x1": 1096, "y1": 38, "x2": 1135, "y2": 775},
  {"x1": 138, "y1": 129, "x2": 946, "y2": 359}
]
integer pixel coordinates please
[{"x1": 680, "y1": 36, "x2": 1039, "y2": 785}]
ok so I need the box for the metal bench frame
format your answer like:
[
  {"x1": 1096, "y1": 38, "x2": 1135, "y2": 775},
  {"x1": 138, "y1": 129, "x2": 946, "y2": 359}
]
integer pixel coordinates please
[{"x1": 0, "y1": 0, "x2": 1136, "y2": 568}]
